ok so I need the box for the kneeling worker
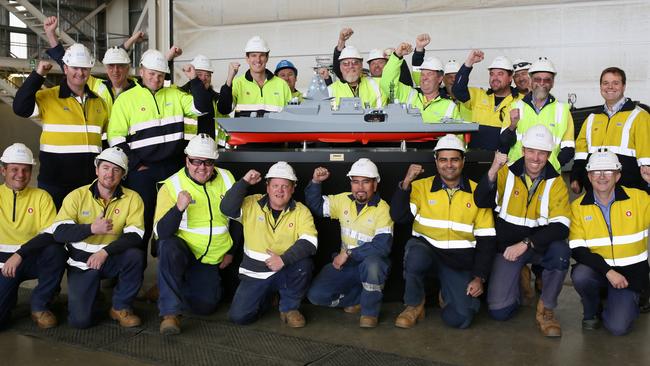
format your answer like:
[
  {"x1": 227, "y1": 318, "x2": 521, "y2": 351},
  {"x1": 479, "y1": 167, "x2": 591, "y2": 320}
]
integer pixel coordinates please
[
  {"x1": 154, "y1": 134, "x2": 236, "y2": 335},
  {"x1": 305, "y1": 159, "x2": 393, "y2": 328},
  {"x1": 53, "y1": 147, "x2": 145, "y2": 329},
  {"x1": 0, "y1": 143, "x2": 66, "y2": 329},
  {"x1": 221, "y1": 162, "x2": 317, "y2": 327}
]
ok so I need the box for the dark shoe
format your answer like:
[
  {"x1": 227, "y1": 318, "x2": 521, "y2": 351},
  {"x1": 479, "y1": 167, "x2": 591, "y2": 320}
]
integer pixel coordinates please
[
  {"x1": 582, "y1": 317, "x2": 601, "y2": 330},
  {"x1": 109, "y1": 308, "x2": 142, "y2": 328},
  {"x1": 31, "y1": 311, "x2": 57, "y2": 329},
  {"x1": 280, "y1": 310, "x2": 306, "y2": 328},
  {"x1": 160, "y1": 315, "x2": 181, "y2": 335}
]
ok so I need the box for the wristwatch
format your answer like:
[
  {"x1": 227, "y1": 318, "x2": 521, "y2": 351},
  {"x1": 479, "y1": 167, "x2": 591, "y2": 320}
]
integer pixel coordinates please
[{"x1": 522, "y1": 237, "x2": 534, "y2": 249}]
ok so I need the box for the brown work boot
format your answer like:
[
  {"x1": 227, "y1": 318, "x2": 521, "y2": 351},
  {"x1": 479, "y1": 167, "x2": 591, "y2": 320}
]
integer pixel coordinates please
[
  {"x1": 359, "y1": 315, "x2": 378, "y2": 328},
  {"x1": 280, "y1": 310, "x2": 306, "y2": 328},
  {"x1": 536, "y1": 299, "x2": 561, "y2": 337},
  {"x1": 535, "y1": 277, "x2": 543, "y2": 294},
  {"x1": 31, "y1": 311, "x2": 57, "y2": 329},
  {"x1": 520, "y1": 266, "x2": 535, "y2": 306},
  {"x1": 160, "y1": 315, "x2": 181, "y2": 335},
  {"x1": 395, "y1": 301, "x2": 425, "y2": 329},
  {"x1": 343, "y1": 304, "x2": 361, "y2": 314},
  {"x1": 109, "y1": 308, "x2": 142, "y2": 328}
]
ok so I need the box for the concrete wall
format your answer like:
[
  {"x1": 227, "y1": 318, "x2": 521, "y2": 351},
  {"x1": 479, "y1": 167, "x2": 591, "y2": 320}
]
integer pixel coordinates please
[{"x1": 170, "y1": 0, "x2": 650, "y2": 107}]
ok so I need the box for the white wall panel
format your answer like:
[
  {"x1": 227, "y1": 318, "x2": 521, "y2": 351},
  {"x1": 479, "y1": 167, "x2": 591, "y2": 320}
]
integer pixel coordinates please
[{"x1": 170, "y1": 0, "x2": 650, "y2": 107}]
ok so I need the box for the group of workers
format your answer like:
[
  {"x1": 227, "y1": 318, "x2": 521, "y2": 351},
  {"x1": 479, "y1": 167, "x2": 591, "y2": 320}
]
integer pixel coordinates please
[{"x1": 1, "y1": 21, "x2": 649, "y2": 338}]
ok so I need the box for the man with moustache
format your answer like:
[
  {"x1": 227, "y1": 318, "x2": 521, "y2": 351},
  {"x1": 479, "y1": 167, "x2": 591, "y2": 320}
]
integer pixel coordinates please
[
  {"x1": 53, "y1": 147, "x2": 145, "y2": 329},
  {"x1": 221, "y1": 162, "x2": 318, "y2": 327},
  {"x1": 390, "y1": 135, "x2": 496, "y2": 329},
  {"x1": 0, "y1": 143, "x2": 66, "y2": 330},
  {"x1": 13, "y1": 47, "x2": 107, "y2": 209},
  {"x1": 107, "y1": 48, "x2": 212, "y2": 256},
  {"x1": 328, "y1": 43, "x2": 385, "y2": 108},
  {"x1": 474, "y1": 125, "x2": 571, "y2": 337},
  {"x1": 570, "y1": 151, "x2": 650, "y2": 335},
  {"x1": 500, "y1": 57, "x2": 575, "y2": 173},
  {"x1": 452, "y1": 50, "x2": 521, "y2": 150},
  {"x1": 305, "y1": 159, "x2": 393, "y2": 328},
  {"x1": 274, "y1": 60, "x2": 303, "y2": 103},
  {"x1": 380, "y1": 43, "x2": 460, "y2": 123},
  {"x1": 218, "y1": 36, "x2": 292, "y2": 117},
  {"x1": 512, "y1": 59, "x2": 532, "y2": 96},
  {"x1": 154, "y1": 134, "x2": 236, "y2": 335}
]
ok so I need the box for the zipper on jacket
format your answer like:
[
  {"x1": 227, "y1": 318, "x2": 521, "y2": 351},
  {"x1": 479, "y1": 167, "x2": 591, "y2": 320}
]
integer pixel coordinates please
[
  {"x1": 197, "y1": 184, "x2": 214, "y2": 261},
  {"x1": 12, "y1": 191, "x2": 17, "y2": 222}
]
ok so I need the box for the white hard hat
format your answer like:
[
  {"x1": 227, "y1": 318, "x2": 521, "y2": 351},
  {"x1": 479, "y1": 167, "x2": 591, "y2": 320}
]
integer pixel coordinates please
[
  {"x1": 265, "y1": 161, "x2": 297, "y2": 182},
  {"x1": 95, "y1": 146, "x2": 129, "y2": 174},
  {"x1": 1, "y1": 143, "x2": 36, "y2": 165},
  {"x1": 488, "y1": 56, "x2": 513, "y2": 71},
  {"x1": 140, "y1": 49, "x2": 169, "y2": 73},
  {"x1": 420, "y1": 57, "x2": 444, "y2": 72},
  {"x1": 367, "y1": 48, "x2": 387, "y2": 63},
  {"x1": 347, "y1": 158, "x2": 380, "y2": 182},
  {"x1": 444, "y1": 60, "x2": 460, "y2": 75},
  {"x1": 184, "y1": 133, "x2": 219, "y2": 160},
  {"x1": 62, "y1": 43, "x2": 95, "y2": 68},
  {"x1": 528, "y1": 57, "x2": 556, "y2": 75},
  {"x1": 102, "y1": 47, "x2": 130, "y2": 65},
  {"x1": 339, "y1": 45, "x2": 363, "y2": 60},
  {"x1": 521, "y1": 124, "x2": 555, "y2": 152},
  {"x1": 191, "y1": 54, "x2": 212, "y2": 72},
  {"x1": 586, "y1": 149, "x2": 622, "y2": 171},
  {"x1": 245, "y1": 36, "x2": 270, "y2": 53},
  {"x1": 434, "y1": 134, "x2": 466, "y2": 153},
  {"x1": 512, "y1": 58, "x2": 531, "y2": 72}
]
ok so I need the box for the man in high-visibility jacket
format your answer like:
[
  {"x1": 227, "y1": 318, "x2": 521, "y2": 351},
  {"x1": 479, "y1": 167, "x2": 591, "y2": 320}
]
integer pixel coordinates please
[
  {"x1": 328, "y1": 43, "x2": 385, "y2": 109},
  {"x1": 474, "y1": 125, "x2": 571, "y2": 337},
  {"x1": 218, "y1": 36, "x2": 292, "y2": 117},
  {"x1": 305, "y1": 159, "x2": 393, "y2": 328},
  {"x1": 221, "y1": 162, "x2": 318, "y2": 328},
  {"x1": 154, "y1": 134, "x2": 236, "y2": 335},
  {"x1": 0, "y1": 143, "x2": 66, "y2": 330},
  {"x1": 452, "y1": 50, "x2": 522, "y2": 150},
  {"x1": 275, "y1": 60, "x2": 304, "y2": 104},
  {"x1": 107, "y1": 48, "x2": 212, "y2": 256},
  {"x1": 380, "y1": 42, "x2": 460, "y2": 123},
  {"x1": 13, "y1": 49, "x2": 108, "y2": 209},
  {"x1": 500, "y1": 57, "x2": 575, "y2": 172},
  {"x1": 390, "y1": 135, "x2": 497, "y2": 330},
  {"x1": 53, "y1": 147, "x2": 145, "y2": 329},
  {"x1": 570, "y1": 150, "x2": 650, "y2": 335}
]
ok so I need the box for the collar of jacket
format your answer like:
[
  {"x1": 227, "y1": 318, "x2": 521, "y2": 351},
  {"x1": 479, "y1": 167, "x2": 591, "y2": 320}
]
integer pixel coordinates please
[
  {"x1": 58, "y1": 78, "x2": 98, "y2": 99},
  {"x1": 509, "y1": 158, "x2": 559, "y2": 180},
  {"x1": 580, "y1": 185, "x2": 629, "y2": 205},
  {"x1": 522, "y1": 92, "x2": 557, "y2": 111},
  {"x1": 245, "y1": 69, "x2": 275, "y2": 83},
  {"x1": 346, "y1": 191, "x2": 381, "y2": 207},
  {"x1": 183, "y1": 167, "x2": 218, "y2": 186},
  {"x1": 430, "y1": 174, "x2": 472, "y2": 193},
  {"x1": 257, "y1": 194, "x2": 297, "y2": 212},
  {"x1": 103, "y1": 77, "x2": 137, "y2": 93},
  {"x1": 89, "y1": 179, "x2": 124, "y2": 200},
  {"x1": 486, "y1": 86, "x2": 519, "y2": 98},
  {"x1": 600, "y1": 97, "x2": 636, "y2": 115}
]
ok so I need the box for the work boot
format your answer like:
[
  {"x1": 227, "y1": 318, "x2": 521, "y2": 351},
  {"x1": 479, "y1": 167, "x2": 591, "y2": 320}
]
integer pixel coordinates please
[
  {"x1": 109, "y1": 308, "x2": 142, "y2": 328},
  {"x1": 343, "y1": 304, "x2": 361, "y2": 314},
  {"x1": 359, "y1": 315, "x2": 378, "y2": 328},
  {"x1": 280, "y1": 310, "x2": 306, "y2": 328},
  {"x1": 582, "y1": 316, "x2": 601, "y2": 330},
  {"x1": 535, "y1": 277, "x2": 543, "y2": 294},
  {"x1": 160, "y1": 315, "x2": 181, "y2": 335},
  {"x1": 520, "y1": 266, "x2": 535, "y2": 306},
  {"x1": 141, "y1": 284, "x2": 159, "y2": 303},
  {"x1": 535, "y1": 299, "x2": 561, "y2": 337},
  {"x1": 395, "y1": 301, "x2": 425, "y2": 329},
  {"x1": 31, "y1": 311, "x2": 57, "y2": 329}
]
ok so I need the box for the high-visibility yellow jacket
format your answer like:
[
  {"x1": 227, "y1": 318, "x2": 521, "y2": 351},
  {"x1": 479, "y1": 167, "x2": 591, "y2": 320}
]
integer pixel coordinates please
[
  {"x1": 328, "y1": 76, "x2": 385, "y2": 108},
  {"x1": 569, "y1": 186, "x2": 650, "y2": 291},
  {"x1": 230, "y1": 69, "x2": 292, "y2": 116},
  {"x1": 154, "y1": 167, "x2": 235, "y2": 265}
]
